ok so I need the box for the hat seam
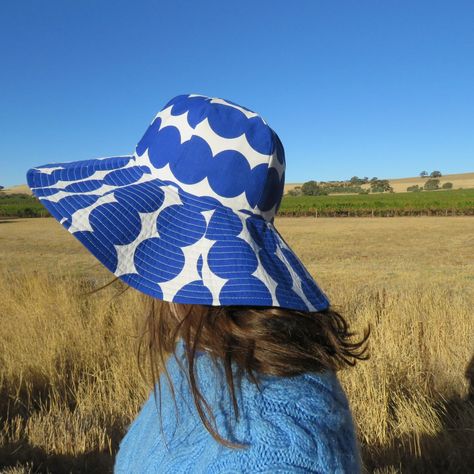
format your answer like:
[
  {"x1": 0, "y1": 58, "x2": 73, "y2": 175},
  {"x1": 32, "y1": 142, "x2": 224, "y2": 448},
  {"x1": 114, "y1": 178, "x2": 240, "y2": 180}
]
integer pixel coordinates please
[{"x1": 33, "y1": 156, "x2": 273, "y2": 225}]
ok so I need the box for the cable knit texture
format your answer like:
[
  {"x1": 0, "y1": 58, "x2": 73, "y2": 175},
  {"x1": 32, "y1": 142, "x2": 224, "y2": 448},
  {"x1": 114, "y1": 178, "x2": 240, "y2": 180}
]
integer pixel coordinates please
[{"x1": 114, "y1": 339, "x2": 362, "y2": 473}]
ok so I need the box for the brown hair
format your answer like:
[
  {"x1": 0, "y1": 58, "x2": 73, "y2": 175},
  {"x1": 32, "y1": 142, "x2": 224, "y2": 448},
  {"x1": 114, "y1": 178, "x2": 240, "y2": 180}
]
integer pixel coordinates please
[{"x1": 133, "y1": 294, "x2": 371, "y2": 450}]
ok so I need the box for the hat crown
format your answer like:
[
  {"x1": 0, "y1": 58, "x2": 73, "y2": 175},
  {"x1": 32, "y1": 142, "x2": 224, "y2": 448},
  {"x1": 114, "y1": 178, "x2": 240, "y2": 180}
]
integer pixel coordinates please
[{"x1": 134, "y1": 94, "x2": 286, "y2": 221}]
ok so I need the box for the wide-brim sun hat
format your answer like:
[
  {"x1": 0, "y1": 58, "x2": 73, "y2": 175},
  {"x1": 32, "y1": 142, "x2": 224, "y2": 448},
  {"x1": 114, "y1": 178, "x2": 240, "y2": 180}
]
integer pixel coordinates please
[{"x1": 26, "y1": 94, "x2": 330, "y2": 312}]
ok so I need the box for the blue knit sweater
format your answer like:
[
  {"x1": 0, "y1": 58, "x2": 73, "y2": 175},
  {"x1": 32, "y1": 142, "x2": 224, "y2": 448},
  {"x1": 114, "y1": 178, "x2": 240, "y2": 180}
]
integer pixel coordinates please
[{"x1": 114, "y1": 339, "x2": 362, "y2": 473}]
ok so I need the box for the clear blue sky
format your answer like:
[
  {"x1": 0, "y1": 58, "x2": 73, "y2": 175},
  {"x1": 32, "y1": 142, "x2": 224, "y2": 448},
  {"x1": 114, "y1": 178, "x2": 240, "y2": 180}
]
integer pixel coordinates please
[{"x1": 1, "y1": 0, "x2": 473, "y2": 186}]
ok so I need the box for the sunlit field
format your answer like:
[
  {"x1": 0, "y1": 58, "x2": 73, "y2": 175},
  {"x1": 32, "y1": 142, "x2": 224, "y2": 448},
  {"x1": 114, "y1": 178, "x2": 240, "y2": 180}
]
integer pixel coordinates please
[{"x1": 1, "y1": 217, "x2": 473, "y2": 473}]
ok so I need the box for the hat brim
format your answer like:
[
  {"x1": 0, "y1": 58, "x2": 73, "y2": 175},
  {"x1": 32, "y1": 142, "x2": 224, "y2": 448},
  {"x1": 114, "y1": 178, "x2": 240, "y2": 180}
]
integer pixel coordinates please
[{"x1": 27, "y1": 155, "x2": 330, "y2": 312}]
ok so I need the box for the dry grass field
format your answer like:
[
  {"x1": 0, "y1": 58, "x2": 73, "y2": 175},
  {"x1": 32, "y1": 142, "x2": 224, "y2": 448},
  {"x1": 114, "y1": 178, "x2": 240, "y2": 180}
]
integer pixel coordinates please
[
  {"x1": 1, "y1": 185, "x2": 32, "y2": 195},
  {"x1": 381, "y1": 172, "x2": 474, "y2": 193},
  {"x1": 1, "y1": 217, "x2": 473, "y2": 473},
  {"x1": 284, "y1": 171, "x2": 474, "y2": 194}
]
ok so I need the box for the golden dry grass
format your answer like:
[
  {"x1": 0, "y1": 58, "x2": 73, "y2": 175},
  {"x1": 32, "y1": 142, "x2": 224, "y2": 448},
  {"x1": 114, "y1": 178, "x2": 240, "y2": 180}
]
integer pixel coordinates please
[
  {"x1": 284, "y1": 171, "x2": 474, "y2": 194},
  {"x1": 0, "y1": 185, "x2": 32, "y2": 195},
  {"x1": 1, "y1": 217, "x2": 473, "y2": 473},
  {"x1": 385, "y1": 172, "x2": 474, "y2": 193}
]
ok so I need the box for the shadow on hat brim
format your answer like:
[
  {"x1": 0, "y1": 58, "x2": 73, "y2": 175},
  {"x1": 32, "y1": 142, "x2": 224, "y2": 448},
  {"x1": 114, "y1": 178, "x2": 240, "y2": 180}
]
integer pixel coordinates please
[{"x1": 26, "y1": 154, "x2": 330, "y2": 312}]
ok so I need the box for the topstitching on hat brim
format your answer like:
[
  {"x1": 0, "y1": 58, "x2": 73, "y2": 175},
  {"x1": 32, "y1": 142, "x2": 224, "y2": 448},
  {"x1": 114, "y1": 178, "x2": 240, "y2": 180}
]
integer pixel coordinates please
[{"x1": 27, "y1": 154, "x2": 330, "y2": 312}]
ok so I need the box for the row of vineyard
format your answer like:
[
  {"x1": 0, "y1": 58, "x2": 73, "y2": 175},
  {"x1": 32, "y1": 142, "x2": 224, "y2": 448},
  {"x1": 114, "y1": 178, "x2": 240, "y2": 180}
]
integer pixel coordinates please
[
  {"x1": 278, "y1": 188, "x2": 474, "y2": 217},
  {"x1": 1, "y1": 188, "x2": 474, "y2": 218},
  {"x1": 0, "y1": 193, "x2": 51, "y2": 217}
]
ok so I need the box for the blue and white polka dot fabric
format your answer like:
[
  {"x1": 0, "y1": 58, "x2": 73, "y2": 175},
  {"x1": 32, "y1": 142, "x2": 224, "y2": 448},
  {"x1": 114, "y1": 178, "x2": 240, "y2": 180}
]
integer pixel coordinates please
[{"x1": 27, "y1": 94, "x2": 330, "y2": 311}]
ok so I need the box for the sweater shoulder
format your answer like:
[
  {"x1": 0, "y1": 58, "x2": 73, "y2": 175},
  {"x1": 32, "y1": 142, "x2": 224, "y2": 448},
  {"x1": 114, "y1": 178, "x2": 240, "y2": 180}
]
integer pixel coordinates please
[
  {"x1": 253, "y1": 369, "x2": 354, "y2": 423},
  {"x1": 240, "y1": 370, "x2": 362, "y2": 473},
  {"x1": 255, "y1": 369, "x2": 347, "y2": 401}
]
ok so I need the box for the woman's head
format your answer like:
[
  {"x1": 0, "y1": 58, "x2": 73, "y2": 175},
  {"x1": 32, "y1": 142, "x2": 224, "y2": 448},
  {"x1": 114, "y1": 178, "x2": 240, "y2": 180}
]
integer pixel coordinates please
[
  {"x1": 135, "y1": 294, "x2": 370, "y2": 449},
  {"x1": 27, "y1": 93, "x2": 371, "y2": 449}
]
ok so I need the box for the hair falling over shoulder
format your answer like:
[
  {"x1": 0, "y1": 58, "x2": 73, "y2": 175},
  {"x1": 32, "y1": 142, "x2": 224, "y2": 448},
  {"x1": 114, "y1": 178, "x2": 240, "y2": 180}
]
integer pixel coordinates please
[{"x1": 135, "y1": 296, "x2": 371, "y2": 450}]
